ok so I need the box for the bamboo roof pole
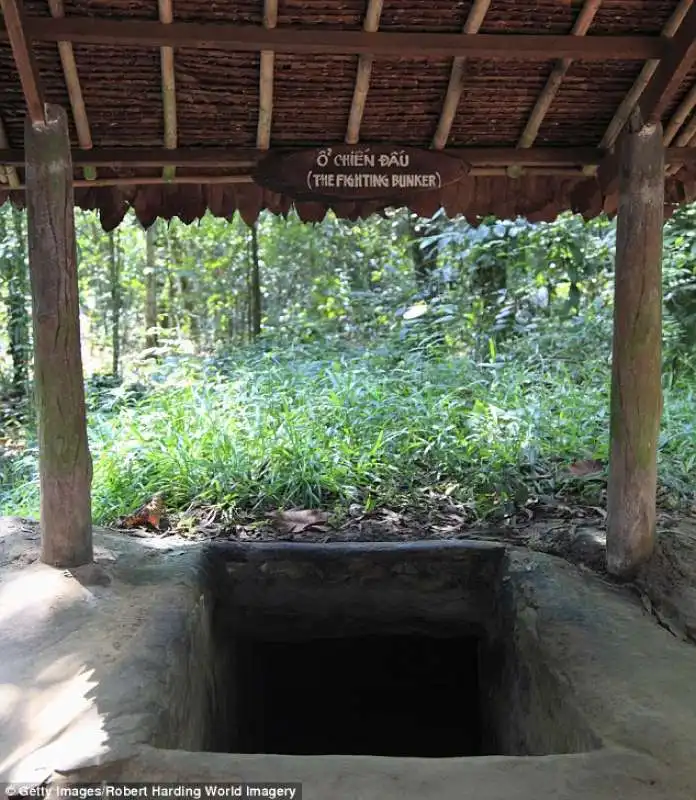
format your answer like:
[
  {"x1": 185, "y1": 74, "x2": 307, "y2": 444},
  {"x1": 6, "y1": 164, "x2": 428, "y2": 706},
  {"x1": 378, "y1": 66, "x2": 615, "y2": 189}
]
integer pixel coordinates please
[
  {"x1": 158, "y1": 0, "x2": 177, "y2": 180},
  {"x1": 345, "y1": 0, "x2": 383, "y2": 144},
  {"x1": 664, "y1": 83, "x2": 696, "y2": 145},
  {"x1": 600, "y1": 0, "x2": 693, "y2": 151},
  {"x1": 517, "y1": 0, "x2": 602, "y2": 151},
  {"x1": 677, "y1": 116, "x2": 696, "y2": 146},
  {"x1": 70, "y1": 175, "x2": 255, "y2": 188},
  {"x1": 257, "y1": 0, "x2": 278, "y2": 150},
  {"x1": 0, "y1": 0, "x2": 45, "y2": 125},
  {"x1": 47, "y1": 0, "x2": 95, "y2": 180},
  {"x1": 665, "y1": 112, "x2": 696, "y2": 175},
  {"x1": 665, "y1": 86, "x2": 696, "y2": 175},
  {"x1": 432, "y1": 0, "x2": 491, "y2": 150},
  {"x1": 595, "y1": 1, "x2": 696, "y2": 190},
  {"x1": 646, "y1": 1, "x2": 696, "y2": 175}
]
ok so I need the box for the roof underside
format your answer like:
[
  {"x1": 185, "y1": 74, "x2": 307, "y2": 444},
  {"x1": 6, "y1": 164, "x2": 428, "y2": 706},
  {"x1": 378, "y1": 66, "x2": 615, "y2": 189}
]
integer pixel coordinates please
[{"x1": 1, "y1": 0, "x2": 696, "y2": 228}]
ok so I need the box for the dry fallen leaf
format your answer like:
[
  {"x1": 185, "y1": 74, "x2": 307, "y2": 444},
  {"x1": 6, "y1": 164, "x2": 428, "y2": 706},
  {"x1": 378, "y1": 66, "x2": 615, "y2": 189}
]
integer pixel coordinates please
[
  {"x1": 267, "y1": 508, "x2": 330, "y2": 534},
  {"x1": 120, "y1": 493, "x2": 166, "y2": 530}
]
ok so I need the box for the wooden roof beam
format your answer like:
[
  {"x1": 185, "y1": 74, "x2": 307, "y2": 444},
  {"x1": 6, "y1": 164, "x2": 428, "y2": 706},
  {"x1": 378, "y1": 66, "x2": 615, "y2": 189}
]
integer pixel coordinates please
[
  {"x1": 0, "y1": 0, "x2": 45, "y2": 125},
  {"x1": 600, "y1": 0, "x2": 693, "y2": 150},
  {"x1": 2, "y1": 145, "x2": 696, "y2": 169},
  {"x1": 47, "y1": 0, "x2": 95, "y2": 180},
  {"x1": 256, "y1": 0, "x2": 278, "y2": 150},
  {"x1": 600, "y1": 0, "x2": 696, "y2": 189},
  {"x1": 0, "y1": 146, "x2": 601, "y2": 168},
  {"x1": 0, "y1": 19, "x2": 666, "y2": 61},
  {"x1": 518, "y1": 0, "x2": 602, "y2": 148},
  {"x1": 637, "y1": 2, "x2": 696, "y2": 125},
  {"x1": 345, "y1": 0, "x2": 383, "y2": 145},
  {"x1": 4, "y1": 168, "x2": 600, "y2": 190},
  {"x1": 432, "y1": 0, "x2": 491, "y2": 151},
  {"x1": 158, "y1": 0, "x2": 177, "y2": 180}
]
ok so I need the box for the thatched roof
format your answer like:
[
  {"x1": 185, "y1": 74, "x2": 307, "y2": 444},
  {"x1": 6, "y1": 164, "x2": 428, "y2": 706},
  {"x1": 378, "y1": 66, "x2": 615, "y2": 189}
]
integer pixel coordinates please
[{"x1": 2, "y1": 0, "x2": 696, "y2": 228}]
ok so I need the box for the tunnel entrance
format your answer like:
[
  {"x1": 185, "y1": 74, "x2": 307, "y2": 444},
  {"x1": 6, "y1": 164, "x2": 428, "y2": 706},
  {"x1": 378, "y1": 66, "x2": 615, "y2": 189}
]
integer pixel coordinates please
[
  {"x1": 234, "y1": 635, "x2": 482, "y2": 757},
  {"x1": 204, "y1": 541, "x2": 600, "y2": 759}
]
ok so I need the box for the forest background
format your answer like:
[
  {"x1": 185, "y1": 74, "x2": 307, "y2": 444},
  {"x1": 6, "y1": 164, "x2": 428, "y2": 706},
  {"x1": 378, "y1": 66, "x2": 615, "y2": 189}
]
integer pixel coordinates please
[{"x1": 1, "y1": 205, "x2": 695, "y2": 528}]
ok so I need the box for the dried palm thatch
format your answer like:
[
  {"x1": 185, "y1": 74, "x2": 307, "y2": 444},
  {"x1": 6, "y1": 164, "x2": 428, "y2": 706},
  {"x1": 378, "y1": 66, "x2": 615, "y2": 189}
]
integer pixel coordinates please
[{"x1": 0, "y1": 0, "x2": 695, "y2": 228}]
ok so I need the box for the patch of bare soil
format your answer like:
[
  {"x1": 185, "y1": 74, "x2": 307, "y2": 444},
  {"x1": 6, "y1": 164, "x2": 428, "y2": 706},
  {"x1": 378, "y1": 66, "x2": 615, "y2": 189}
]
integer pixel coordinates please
[
  {"x1": 6, "y1": 490, "x2": 692, "y2": 646},
  {"x1": 635, "y1": 518, "x2": 696, "y2": 644},
  {"x1": 107, "y1": 493, "x2": 696, "y2": 646},
  {"x1": 0, "y1": 516, "x2": 41, "y2": 569}
]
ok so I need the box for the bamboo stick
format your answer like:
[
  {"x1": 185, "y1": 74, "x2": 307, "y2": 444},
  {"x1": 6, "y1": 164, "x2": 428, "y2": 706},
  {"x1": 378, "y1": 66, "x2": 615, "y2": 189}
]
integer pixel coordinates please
[
  {"x1": 432, "y1": 0, "x2": 491, "y2": 150},
  {"x1": 158, "y1": 0, "x2": 177, "y2": 180},
  {"x1": 600, "y1": 0, "x2": 693, "y2": 150},
  {"x1": 48, "y1": 0, "x2": 95, "y2": 181},
  {"x1": 518, "y1": 0, "x2": 602, "y2": 148},
  {"x1": 664, "y1": 82, "x2": 696, "y2": 145},
  {"x1": 345, "y1": 0, "x2": 383, "y2": 144},
  {"x1": 257, "y1": 0, "x2": 278, "y2": 150}
]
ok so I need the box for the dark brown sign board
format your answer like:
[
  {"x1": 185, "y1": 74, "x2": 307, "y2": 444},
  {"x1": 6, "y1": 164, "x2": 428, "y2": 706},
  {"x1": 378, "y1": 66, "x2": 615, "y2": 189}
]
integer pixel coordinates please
[{"x1": 253, "y1": 145, "x2": 468, "y2": 202}]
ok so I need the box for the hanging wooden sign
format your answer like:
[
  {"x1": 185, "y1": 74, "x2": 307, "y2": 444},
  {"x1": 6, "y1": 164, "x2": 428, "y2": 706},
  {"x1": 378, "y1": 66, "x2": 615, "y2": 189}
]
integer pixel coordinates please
[{"x1": 253, "y1": 145, "x2": 468, "y2": 202}]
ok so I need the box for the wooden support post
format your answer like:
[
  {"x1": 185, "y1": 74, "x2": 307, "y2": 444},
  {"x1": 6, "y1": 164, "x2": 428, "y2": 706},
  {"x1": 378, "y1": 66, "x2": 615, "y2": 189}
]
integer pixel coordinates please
[
  {"x1": 607, "y1": 110, "x2": 664, "y2": 579},
  {"x1": 25, "y1": 104, "x2": 93, "y2": 568}
]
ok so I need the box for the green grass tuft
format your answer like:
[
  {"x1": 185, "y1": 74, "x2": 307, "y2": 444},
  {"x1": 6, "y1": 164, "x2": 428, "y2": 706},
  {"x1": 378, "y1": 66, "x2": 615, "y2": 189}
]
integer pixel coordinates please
[{"x1": 2, "y1": 331, "x2": 695, "y2": 523}]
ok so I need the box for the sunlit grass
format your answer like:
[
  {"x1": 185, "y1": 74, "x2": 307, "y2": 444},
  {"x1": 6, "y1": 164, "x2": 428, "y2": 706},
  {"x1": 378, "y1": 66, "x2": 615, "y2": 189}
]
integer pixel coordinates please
[{"x1": 1, "y1": 335, "x2": 694, "y2": 523}]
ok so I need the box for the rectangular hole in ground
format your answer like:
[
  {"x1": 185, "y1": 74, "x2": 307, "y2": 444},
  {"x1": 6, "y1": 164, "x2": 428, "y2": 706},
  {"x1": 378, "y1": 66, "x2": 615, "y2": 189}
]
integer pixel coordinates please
[
  {"x1": 234, "y1": 635, "x2": 482, "y2": 757},
  {"x1": 200, "y1": 546, "x2": 603, "y2": 758}
]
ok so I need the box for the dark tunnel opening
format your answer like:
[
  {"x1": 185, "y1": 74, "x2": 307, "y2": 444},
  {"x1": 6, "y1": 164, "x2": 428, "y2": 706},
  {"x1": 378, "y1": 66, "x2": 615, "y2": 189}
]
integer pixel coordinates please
[{"x1": 233, "y1": 635, "x2": 482, "y2": 757}]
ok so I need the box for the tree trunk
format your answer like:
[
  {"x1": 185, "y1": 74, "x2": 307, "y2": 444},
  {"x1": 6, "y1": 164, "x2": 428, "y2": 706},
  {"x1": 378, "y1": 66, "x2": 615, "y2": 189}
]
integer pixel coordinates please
[
  {"x1": 25, "y1": 104, "x2": 93, "y2": 567},
  {"x1": 145, "y1": 223, "x2": 158, "y2": 350},
  {"x1": 109, "y1": 229, "x2": 121, "y2": 377},
  {"x1": 409, "y1": 214, "x2": 440, "y2": 290},
  {"x1": 5, "y1": 207, "x2": 30, "y2": 396},
  {"x1": 167, "y1": 264, "x2": 178, "y2": 334},
  {"x1": 606, "y1": 109, "x2": 664, "y2": 579},
  {"x1": 180, "y1": 275, "x2": 199, "y2": 347},
  {"x1": 245, "y1": 243, "x2": 252, "y2": 343},
  {"x1": 250, "y1": 221, "x2": 262, "y2": 338},
  {"x1": 159, "y1": 231, "x2": 171, "y2": 331}
]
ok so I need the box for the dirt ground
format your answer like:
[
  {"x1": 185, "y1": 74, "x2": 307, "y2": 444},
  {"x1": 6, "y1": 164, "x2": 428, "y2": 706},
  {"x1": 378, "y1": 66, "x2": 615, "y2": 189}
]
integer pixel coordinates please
[
  {"x1": 113, "y1": 494, "x2": 696, "y2": 645},
  {"x1": 2, "y1": 511, "x2": 696, "y2": 799},
  {"x1": 5, "y1": 496, "x2": 696, "y2": 647}
]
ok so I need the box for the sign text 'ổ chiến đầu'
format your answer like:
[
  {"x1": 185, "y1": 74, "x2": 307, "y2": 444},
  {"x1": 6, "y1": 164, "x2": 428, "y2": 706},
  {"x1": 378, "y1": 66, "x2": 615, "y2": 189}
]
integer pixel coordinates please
[{"x1": 252, "y1": 145, "x2": 468, "y2": 201}]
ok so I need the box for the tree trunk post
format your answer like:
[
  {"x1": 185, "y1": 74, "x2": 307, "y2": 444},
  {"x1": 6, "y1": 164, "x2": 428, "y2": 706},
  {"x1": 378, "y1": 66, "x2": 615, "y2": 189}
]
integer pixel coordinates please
[
  {"x1": 145, "y1": 223, "x2": 158, "y2": 350},
  {"x1": 250, "y1": 220, "x2": 262, "y2": 338},
  {"x1": 606, "y1": 109, "x2": 664, "y2": 579},
  {"x1": 109, "y1": 229, "x2": 121, "y2": 378},
  {"x1": 25, "y1": 104, "x2": 93, "y2": 568}
]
